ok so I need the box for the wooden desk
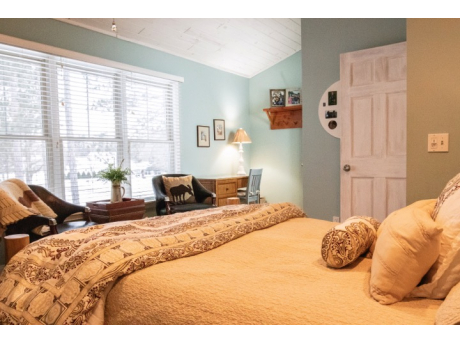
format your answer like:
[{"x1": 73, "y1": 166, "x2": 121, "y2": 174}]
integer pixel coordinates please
[
  {"x1": 198, "y1": 176, "x2": 248, "y2": 207},
  {"x1": 86, "y1": 198, "x2": 145, "y2": 223}
]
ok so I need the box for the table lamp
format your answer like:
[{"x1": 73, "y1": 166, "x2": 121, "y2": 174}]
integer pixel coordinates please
[{"x1": 233, "y1": 128, "x2": 252, "y2": 175}]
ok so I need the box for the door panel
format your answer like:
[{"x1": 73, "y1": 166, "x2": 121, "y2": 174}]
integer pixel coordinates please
[
  {"x1": 351, "y1": 178, "x2": 374, "y2": 216},
  {"x1": 386, "y1": 178, "x2": 406, "y2": 215},
  {"x1": 340, "y1": 42, "x2": 407, "y2": 221},
  {"x1": 351, "y1": 97, "x2": 373, "y2": 157}
]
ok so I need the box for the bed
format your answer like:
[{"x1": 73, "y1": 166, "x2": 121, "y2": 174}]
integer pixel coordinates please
[
  {"x1": 103, "y1": 215, "x2": 441, "y2": 325},
  {"x1": 2, "y1": 172, "x2": 460, "y2": 325}
]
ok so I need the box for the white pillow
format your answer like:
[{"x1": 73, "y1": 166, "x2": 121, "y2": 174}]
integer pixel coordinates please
[
  {"x1": 370, "y1": 199, "x2": 442, "y2": 305},
  {"x1": 411, "y1": 173, "x2": 460, "y2": 299}
]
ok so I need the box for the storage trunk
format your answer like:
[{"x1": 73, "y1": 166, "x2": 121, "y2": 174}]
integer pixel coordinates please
[{"x1": 86, "y1": 198, "x2": 145, "y2": 224}]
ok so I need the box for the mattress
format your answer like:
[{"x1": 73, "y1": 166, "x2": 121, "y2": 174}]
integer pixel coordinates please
[{"x1": 104, "y1": 217, "x2": 442, "y2": 325}]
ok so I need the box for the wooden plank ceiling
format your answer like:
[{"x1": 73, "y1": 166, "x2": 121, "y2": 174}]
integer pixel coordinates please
[{"x1": 55, "y1": 18, "x2": 301, "y2": 78}]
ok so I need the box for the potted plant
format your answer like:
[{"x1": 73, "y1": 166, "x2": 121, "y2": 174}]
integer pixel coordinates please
[{"x1": 97, "y1": 159, "x2": 132, "y2": 203}]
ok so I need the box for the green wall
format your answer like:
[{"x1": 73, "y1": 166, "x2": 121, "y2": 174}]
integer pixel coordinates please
[
  {"x1": 0, "y1": 19, "x2": 251, "y2": 178},
  {"x1": 249, "y1": 52, "x2": 302, "y2": 207},
  {"x1": 407, "y1": 19, "x2": 460, "y2": 202},
  {"x1": 301, "y1": 18, "x2": 406, "y2": 220}
]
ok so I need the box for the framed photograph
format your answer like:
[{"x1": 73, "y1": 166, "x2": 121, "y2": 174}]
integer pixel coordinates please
[
  {"x1": 286, "y1": 88, "x2": 302, "y2": 106},
  {"x1": 213, "y1": 119, "x2": 226, "y2": 140},
  {"x1": 269, "y1": 89, "x2": 286, "y2": 107},
  {"x1": 328, "y1": 90, "x2": 337, "y2": 106},
  {"x1": 197, "y1": 125, "x2": 210, "y2": 147}
]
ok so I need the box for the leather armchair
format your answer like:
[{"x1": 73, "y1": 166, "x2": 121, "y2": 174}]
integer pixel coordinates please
[
  {"x1": 5, "y1": 184, "x2": 96, "y2": 242},
  {"x1": 152, "y1": 174, "x2": 217, "y2": 215}
]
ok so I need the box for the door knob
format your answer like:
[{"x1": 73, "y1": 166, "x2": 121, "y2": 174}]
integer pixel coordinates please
[{"x1": 343, "y1": 164, "x2": 351, "y2": 172}]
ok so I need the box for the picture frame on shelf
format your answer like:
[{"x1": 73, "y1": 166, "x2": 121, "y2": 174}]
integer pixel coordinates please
[
  {"x1": 269, "y1": 89, "x2": 286, "y2": 107},
  {"x1": 197, "y1": 125, "x2": 210, "y2": 147},
  {"x1": 286, "y1": 88, "x2": 302, "y2": 106},
  {"x1": 213, "y1": 119, "x2": 226, "y2": 140}
]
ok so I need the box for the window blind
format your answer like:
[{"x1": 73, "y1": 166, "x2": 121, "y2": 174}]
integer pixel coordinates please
[{"x1": 0, "y1": 42, "x2": 180, "y2": 204}]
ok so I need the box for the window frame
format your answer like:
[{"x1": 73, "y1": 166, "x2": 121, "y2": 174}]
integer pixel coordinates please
[{"x1": 0, "y1": 34, "x2": 183, "y2": 203}]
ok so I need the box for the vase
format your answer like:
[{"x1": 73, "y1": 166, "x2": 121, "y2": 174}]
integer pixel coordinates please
[{"x1": 111, "y1": 183, "x2": 125, "y2": 203}]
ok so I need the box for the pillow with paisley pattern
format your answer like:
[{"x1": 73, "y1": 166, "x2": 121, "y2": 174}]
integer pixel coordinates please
[{"x1": 321, "y1": 216, "x2": 380, "y2": 268}]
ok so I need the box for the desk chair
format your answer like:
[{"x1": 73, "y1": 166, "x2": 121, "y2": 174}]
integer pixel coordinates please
[{"x1": 237, "y1": 168, "x2": 263, "y2": 204}]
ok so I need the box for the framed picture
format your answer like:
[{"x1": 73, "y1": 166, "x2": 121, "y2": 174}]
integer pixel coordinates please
[
  {"x1": 197, "y1": 125, "x2": 210, "y2": 147},
  {"x1": 328, "y1": 90, "x2": 337, "y2": 106},
  {"x1": 269, "y1": 89, "x2": 286, "y2": 107},
  {"x1": 286, "y1": 88, "x2": 302, "y2": 106},
  {"x1": 213, "y1": 119, "x2": 225, "y2": 140}
]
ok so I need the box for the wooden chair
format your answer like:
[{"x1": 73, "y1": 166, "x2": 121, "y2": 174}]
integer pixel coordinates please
[
  {"x1": 237, "y1": 168, "x2": 263, "y2": 204},
  {"x1": 152, "y1": 174, "x2": 217, "y2": 215}
]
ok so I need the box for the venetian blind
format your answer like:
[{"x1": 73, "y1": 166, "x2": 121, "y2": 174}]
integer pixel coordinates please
[{"x1": 0, "y1": 41, "x2": 181, "y2": 204}]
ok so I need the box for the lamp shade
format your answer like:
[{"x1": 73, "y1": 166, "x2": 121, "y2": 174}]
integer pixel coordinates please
[{"x1": 233, "y1": 128, "x2": 252, "y2": 144}]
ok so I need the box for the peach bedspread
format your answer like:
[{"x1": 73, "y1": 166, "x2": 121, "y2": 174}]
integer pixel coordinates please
[{"x1": 104, "y1": 217, "x2": 442, "y2": 325}]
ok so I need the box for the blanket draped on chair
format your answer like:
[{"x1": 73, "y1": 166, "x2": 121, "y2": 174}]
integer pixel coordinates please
[
  {"x1": 0, "y1": 202, "x2": 305, "y2": 325},
  {"x1": 0, "y1": 179, "x2": 57, "y2": 235}
]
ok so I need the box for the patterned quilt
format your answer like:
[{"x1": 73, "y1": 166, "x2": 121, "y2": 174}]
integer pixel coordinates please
[{"x1": 0, "y1": 202, "x2": 305, "y2": 325}]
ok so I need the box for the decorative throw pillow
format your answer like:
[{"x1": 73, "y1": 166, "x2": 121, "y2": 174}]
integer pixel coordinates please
[
  {"x1": 369, "y1": 199, "x2": 442, "y2": 305},
  {"x1": 415, "y1": 172, "x2": 460, "y2": 294},
  {"x1": 162, "y1": 175, "x2": 196, "y2": 205},
  {"x1": 321, "y1": 216, "x2": 380, "y2": 268}
]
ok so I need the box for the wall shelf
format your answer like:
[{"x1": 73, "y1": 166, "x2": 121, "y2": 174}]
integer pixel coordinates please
[{"x1": 263, "y1": 105, "x2": 302, "y2": 129}]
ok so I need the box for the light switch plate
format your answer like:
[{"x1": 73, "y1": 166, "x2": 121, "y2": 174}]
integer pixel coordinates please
[{"x1": 428, "y1": 133, "x2": 449, "y2": 152}]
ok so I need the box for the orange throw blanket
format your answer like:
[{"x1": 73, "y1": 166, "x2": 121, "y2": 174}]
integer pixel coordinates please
[{"x1": 0, "y1": 202, "x2": 305, "y2": 325}]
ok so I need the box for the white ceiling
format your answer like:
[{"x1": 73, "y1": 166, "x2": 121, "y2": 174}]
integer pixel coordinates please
[{"x1": 56, "y1": 18, "x2": 301, "y2": 78}]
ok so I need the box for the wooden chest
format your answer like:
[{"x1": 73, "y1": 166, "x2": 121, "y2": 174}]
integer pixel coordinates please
[{"x1": 86, "y1": 198, "x2": 145, "y2": 224}]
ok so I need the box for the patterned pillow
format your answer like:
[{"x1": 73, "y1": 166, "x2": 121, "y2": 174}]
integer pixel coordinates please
[
  {"x1": 162, "y1": 175, "x2": 196, "y2": 205},
  {"x1": 321, "y1": 216, "x2": 380, "y2": 268}
]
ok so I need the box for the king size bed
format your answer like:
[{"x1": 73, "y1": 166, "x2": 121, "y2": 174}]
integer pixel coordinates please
[{"x1": 2, "y1": 178, "x2": 460, "y2": 326}]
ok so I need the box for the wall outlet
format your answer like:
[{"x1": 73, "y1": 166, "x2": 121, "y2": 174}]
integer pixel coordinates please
[{"x1": 333, "y1": 216, "x2": 340, "y2": 222}]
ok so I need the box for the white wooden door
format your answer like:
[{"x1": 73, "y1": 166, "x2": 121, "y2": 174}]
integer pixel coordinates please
[{"x1": 340, "y1": 42, "x2": 407, "y2": 222}]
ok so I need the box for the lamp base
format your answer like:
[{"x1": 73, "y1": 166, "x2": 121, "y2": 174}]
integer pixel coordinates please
[{"x1": 236, "y1": 142, "x2": 247, "y2": 176}]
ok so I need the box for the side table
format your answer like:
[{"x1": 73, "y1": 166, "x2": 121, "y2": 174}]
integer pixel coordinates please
[{"x1": 86, "y1": 198, "x2": 145, "y2": 224}]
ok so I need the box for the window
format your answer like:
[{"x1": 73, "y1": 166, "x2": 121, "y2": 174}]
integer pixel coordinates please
[{"x1": 0, "y1": 42, "x2": 180, "y2": 204}]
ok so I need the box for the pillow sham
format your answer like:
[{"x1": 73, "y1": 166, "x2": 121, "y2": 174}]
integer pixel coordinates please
[
  {"x1": 321, "y1": 216, "x2": 379, "y2": 268},
  {"x1": 410, "y1": 232, "x2": 460, "y2": 299},
  {"x1": 162, "y1": 175, "x2": 196, "y2": 205},
  {"x1": 416, "y1": 172, "x2": 460, "y2": 295},
  {"x1": 435, "y1": 280, "x2": 460, "y2": 325},
  {"x1": 369, "y1": 199, "x2": 442, "y2": 305}
]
